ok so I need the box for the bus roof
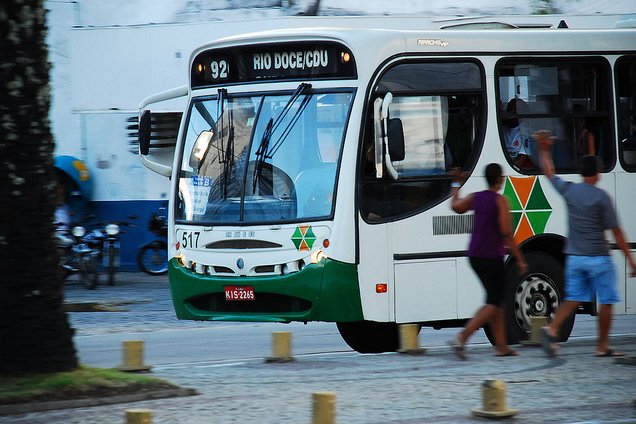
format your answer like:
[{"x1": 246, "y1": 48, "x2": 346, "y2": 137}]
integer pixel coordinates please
[{"x1": 190, "y1": 18, "x2": 636, "y2": 63}]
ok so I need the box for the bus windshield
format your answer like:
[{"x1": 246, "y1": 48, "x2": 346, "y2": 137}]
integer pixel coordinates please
[{"x1": 176, "y1": 89, "x2": 354, "y2": 224}]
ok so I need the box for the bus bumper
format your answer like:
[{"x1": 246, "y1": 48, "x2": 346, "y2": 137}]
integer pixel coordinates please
[{"x1": 168, "y1": 257, "x2": 364, "y2": 323}]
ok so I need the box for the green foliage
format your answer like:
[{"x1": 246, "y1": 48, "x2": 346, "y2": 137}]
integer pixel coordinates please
[{"x1": 0, "y1": 366, "x2": 175, "y2": 404}]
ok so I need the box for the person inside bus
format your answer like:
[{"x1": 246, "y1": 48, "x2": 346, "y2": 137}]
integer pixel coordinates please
[
  {"x1": 196, "y1": 98, "x2": 257, "y2": 203},
  {"x1": 622, "y1": 112, "x2": 636, "y2": 166},
  {"x1": 447, "y1": 164, "x2": 527, "y2": 359},
  {"x1": 502, "y1": 98, "x2": 534, "y2": 169},
  {"x1": 198, "y1": 98, "x2": 255, "y2": 177},
  {"x1": 573, "y1": 104, "x2": 596, "y2": 157}
]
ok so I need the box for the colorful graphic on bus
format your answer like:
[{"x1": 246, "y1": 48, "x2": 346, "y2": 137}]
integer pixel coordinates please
[
  {"x1": 291, "y1": 225, "x2": 316, "y2": 251},
  {"x1": 504, "y1": 176, "x2": 552, "y2": 245}
]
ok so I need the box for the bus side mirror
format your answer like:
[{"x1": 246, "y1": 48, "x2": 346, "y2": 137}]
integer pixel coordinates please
[
  {"x1": 373, "y1": 98, "x2": 384, "y2": 178},
  {"x1": 139, "y1": 109, "x2": 151, "y2": 156},
  {"x1": 380, "y1": 93, "x2": 399, "y2": 180},
  {"x1": 387, "y1": 118, "x2": 405, "y2": 161}
]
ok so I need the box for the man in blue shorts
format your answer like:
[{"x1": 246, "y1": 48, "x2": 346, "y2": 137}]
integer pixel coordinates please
[{"x1": 534, "y1": 130, "x2": 636, "y2": 357}]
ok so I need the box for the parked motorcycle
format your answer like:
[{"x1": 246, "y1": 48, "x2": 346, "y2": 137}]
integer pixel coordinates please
[
  {"x1": 136, "y1": 213, "x2": 168, "y2": 275},
  {"x1": 57, "y1": 225, "x2": 100, "y2": 289},
  {"x1": 84, "y1": 222, "x2": 123, "y2": 286}
]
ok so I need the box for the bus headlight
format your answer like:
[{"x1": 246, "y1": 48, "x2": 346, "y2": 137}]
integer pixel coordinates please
[
  {"x1": 310, "y1": 249, "x2": 327, "y2": 264},
  {"x1": 281, "y1": 260, "x2": 300, "y2": 275}
]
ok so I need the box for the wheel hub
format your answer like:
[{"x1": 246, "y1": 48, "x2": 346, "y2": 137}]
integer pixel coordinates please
[
  {"x1": 530, "y1": 293, "x2": 547, "y2": 314},
  {"x1": 514, "y1": 275, "x2": 559, "y2": 330}
]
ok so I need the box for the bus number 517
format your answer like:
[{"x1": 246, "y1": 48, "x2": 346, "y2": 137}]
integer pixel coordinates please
[{"x1": 181, "y1": 231, "x2": 200, "y2": 249}]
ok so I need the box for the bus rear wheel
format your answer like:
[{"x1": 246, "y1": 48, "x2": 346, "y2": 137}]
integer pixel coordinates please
[
  {"x1": 336, "y1": 320, "x2": 400, "y2": 353},
  {"x1": 501, "y1": 251, "x2": 574, "y2": 345}
]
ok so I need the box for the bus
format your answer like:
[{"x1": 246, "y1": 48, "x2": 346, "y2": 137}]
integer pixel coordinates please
[{"x1": 135, "y1": 14, "x2": 636, "y2": 353}]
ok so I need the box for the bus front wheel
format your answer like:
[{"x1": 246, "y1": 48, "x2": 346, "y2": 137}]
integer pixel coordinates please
[
  {"x1": 501, "y1": 251, "x2": 574, "y2": 345},
  {"x1": 336, "y1": 321, "x2": 400, "y2": 353}
]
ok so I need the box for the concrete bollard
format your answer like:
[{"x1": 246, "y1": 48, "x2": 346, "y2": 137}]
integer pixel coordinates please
[
  {"x1": 117, "y1": 340, "x2": 152, "y2": 372},
  {"x1": 471, "y1": 379, "x2": 519, "y2": 418},
  {"x1": 312, "y1": 391, "x2": 336, "y2": 424},
  {"x1": 521, "y1": 316, "x2": 549, "y2": 346},
  {"x1": 126, "y1": 408, "x2": 152, "y2": 424},
  {"x1": 397, "y1": 324, "x2": 427, "y2": 355},
  {"x1": 265, "y1": 331, "x2": 295, "y2": 363}
]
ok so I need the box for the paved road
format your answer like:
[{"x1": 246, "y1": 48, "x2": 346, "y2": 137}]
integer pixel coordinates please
[{"x1": 3, "y1": 273, "x2": 635, "y2": 423}]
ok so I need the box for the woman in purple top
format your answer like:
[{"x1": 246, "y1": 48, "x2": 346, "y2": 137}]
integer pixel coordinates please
[{"x1": 448, "y1": 163, "x2": 527, "y2": 359}]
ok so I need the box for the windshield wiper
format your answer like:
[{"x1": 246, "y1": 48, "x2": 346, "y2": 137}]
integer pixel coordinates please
[
  {"x1": 252, "y1": 83, "x2": 311, "y2": 192},
  {"x1": 222, "y1": 108, "x2": 234, "y2": 199},
  {"x1": 213, "y1": 89, "x2": 235, "y2": 198}
]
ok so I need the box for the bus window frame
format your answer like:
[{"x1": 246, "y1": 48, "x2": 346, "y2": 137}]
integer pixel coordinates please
[
  {"x1": 615, "y1": 55, "x2": 636, "y2": 173},
  {"x1": 174, "y1": 87, "x2": 357, "y2": 227},
  {"x1": 358, "y1": 58, "x2": 486, "y2": 224},
  {"x1": 495, "y1": 56, "x2": 615, "y2": 175}
]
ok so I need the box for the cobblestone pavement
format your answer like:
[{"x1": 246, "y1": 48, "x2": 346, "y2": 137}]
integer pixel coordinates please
[
  {"x1": 3, "y1": 273, "x2": 634, "y2": 424},
  {"x1": 63, "y1": 273, "x2": 205, "y2": 335}
]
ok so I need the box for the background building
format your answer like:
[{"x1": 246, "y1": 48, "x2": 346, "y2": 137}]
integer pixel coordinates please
[{"x1": 44, "y1": 0, "x2": 636, "y2": 269}]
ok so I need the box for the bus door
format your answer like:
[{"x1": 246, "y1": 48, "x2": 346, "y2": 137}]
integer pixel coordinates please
[
  {"x1": 357, "y1": 215, "x2": 459, "y2": 324},
  {"x1": 357, "y1": 94, "x2": 461, "y2": 324},
  {"x1": 358, "y1": 60, "x2": 485, "y2": 324}
]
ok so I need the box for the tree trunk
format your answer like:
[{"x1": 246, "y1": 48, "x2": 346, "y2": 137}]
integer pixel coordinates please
[{"x1": 0, "y1": 0, "x2": 78, "y2": 376}]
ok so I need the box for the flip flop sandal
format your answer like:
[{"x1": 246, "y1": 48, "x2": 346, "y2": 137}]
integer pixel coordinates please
[
  {"x1": 594, "y1": 349, "x2": 625, "y2": 357},
  {"x1": 447, "y1": 337, "x2": 467, "y2": 360},
  {"x1": 539, "y1": 327, "x2": 558, "y2": 358},
  {"x1": 495, "y1": 350, "x2": 518, "y2": 357}
]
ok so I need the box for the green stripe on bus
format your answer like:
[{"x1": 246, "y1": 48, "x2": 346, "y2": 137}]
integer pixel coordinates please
[{"x1": 167, "y1": 258, "x2": 363, "y2": 323}]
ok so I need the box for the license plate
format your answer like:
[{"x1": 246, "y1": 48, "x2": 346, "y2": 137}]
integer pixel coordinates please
[{"x1": 224, "y1": 286, "x2": 255, "y2": 301}]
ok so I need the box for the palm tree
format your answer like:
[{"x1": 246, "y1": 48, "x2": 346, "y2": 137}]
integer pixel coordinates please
[{"x1": 0, "y1": 0, "x2": 78, "y2": 376}]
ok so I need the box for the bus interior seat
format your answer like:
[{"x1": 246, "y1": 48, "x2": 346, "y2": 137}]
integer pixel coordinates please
[{"x1": 293, "y1": 164, "x2": 336, "y2": 217}]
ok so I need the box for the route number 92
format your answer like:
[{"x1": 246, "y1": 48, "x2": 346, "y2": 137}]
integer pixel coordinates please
[
  {"x1": 181, "y1": 231, "x2": 200, "y2": 249},
  {"x1": 210, "y1": 59, "x2": 229, "y2": 80}
]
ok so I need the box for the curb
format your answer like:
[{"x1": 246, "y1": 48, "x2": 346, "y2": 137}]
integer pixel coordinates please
[
  {"x1": 63, "y1": 302, "x2": 128, "y2": 312},
  {"x1": 0, "y1": 388, "x2": 198, "y2": 416}
]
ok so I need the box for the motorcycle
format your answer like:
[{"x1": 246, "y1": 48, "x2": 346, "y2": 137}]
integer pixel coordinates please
[
  {"x1": 84, "y1": 222, "x2": 123, "y2": 286},
  {"x1": 136, "y1": 213, "x2": 168, "y2": 275},
  {"x1": 57, "y1": 224, "x2": 101, "y2": 289}
]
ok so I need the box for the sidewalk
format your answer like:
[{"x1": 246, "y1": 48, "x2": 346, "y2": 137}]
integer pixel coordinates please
[
  {"x1": 64, "y1": 272, "x2": 169, "y2": 304},
  {"x1": 6, "y1": 273, "x2": 631, "y2": 423},
  {"x1": 63, "y1": 272, "x2": 190, "y2": 337},
  {"x1": 3, "y1": 335, "x2": 635, "y2": 423}
]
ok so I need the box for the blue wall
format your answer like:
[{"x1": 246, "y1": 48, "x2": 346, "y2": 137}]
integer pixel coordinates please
[{"x1": 85, "y1": 199, "x2": 168, "y2": 271}]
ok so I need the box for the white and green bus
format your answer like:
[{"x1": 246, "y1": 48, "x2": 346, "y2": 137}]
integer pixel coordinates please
[{"x1": 136, "y1": 15, "x2": 636, "y2": 353}]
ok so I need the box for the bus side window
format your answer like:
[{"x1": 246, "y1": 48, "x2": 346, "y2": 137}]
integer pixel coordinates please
[
  {"x1": 360, "y1": 60, "x2": 485, "y2": 222},
  {"x1": 616, "y1": 56, "x2": 636, "y2": 171},
  {"x1": 496, "y1": 58, "x2": 613, "y2": 174},
  {"x1": 445, "y1": 96, "x2": 475, "y2": 169}
]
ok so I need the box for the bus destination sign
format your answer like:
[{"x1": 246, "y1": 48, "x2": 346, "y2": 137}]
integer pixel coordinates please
[
  {"x1": 250, "y1": 48, "x2": 332, "y2": 78},
  {"x1": 191, "y1": 41, "x2": 357, "y2": 88}
]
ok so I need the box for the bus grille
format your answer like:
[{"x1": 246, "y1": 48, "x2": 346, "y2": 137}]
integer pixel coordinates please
[
  {"x1": 188, "y1": 293, "x2": 312, "y2": 314},
  {"x1": 432, "y1": 214, "x2": 474, "y2": 235}
]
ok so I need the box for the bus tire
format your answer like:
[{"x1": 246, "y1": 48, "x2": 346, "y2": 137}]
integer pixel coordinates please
[
  {"x1": 502, "y1": 251, "x2": 574, "y2": 345},
  {"x1": 336, "y1": 320, "x2": 400, "y2": 353}
]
